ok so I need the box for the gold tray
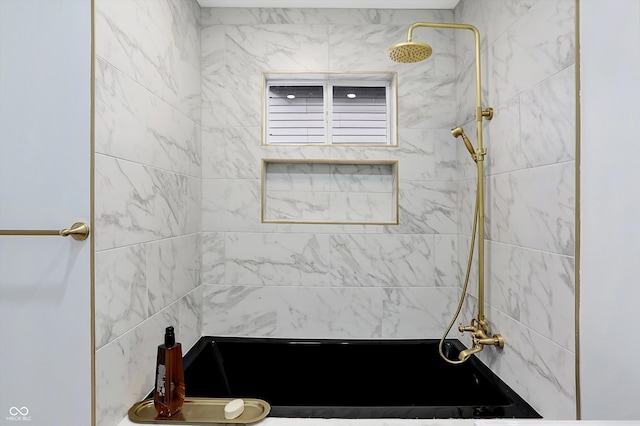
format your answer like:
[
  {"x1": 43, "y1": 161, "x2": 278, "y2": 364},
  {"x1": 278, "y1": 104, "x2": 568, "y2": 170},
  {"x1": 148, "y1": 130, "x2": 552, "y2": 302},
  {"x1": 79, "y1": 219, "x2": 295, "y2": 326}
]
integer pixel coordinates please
[{"x1": 128, "y1": 398, "x2": 271, "y2": 424}]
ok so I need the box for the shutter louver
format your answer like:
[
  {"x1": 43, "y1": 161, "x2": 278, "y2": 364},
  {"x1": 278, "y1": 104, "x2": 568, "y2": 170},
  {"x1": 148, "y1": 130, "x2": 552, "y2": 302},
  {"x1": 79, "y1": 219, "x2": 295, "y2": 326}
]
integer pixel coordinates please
[
  {"x1": 332, "y1": 86, "x2": 387, "y2": 144},
  {"x1": 268, "y1": 85, "x2": 325, "y2": 144}
]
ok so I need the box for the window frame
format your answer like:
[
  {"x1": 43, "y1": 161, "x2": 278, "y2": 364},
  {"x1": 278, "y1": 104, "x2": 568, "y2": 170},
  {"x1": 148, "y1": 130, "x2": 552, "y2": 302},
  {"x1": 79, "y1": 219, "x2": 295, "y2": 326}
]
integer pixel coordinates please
[{"x1": 262, "y1": 72, "x2": 398, "y2": 147}]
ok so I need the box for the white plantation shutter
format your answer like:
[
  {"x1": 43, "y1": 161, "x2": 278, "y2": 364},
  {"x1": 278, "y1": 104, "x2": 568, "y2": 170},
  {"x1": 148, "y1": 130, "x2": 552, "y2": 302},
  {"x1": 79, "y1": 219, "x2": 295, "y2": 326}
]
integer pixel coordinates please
[
  {"x1": 268, "y1": 85, "x2": 325, "y2": 144},
  {"x1": 265, "y1": 76, "x2": 395, "y2": 145},
  {"x1": 332, "y1": 86, "x2": 387, "y2": 144}
]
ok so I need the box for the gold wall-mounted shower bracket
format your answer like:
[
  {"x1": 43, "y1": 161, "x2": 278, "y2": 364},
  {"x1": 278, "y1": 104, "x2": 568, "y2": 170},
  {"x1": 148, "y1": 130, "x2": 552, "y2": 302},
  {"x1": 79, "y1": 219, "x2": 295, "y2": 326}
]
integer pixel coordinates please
[
  {"x1": 476, "y1": 106, "x2": 494, "y2": 121},
  {"x1": 472, "y1": 148, "x2": 487, "y2": 163}
]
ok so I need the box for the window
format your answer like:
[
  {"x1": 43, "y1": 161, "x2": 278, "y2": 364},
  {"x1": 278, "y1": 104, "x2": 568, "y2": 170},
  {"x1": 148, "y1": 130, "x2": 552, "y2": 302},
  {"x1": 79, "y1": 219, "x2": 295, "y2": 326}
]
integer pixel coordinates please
[{"x1": 263, "y1": 73, "x2": 397, "y2": 146}]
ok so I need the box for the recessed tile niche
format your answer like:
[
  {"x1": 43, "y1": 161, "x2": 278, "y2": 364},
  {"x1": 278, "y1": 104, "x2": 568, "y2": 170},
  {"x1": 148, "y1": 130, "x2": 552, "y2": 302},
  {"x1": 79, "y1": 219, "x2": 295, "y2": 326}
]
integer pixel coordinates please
[{"x1": 262, "y1": 159, "x2": 398, "y2": 224}]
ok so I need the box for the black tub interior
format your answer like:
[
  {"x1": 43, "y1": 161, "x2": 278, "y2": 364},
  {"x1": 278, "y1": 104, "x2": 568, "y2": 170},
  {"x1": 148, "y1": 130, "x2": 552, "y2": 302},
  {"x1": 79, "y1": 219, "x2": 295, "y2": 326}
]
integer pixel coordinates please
[{"x1": 178, "y1": 336, "x2": 541, "y2": 419}]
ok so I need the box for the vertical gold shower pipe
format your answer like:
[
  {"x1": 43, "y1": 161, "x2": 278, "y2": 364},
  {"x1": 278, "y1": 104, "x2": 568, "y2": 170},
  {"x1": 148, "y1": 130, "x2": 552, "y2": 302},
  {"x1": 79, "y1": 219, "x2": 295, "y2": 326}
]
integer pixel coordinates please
[{"x1": 407, "y1": 23, "x2": 489, "y2": 322}]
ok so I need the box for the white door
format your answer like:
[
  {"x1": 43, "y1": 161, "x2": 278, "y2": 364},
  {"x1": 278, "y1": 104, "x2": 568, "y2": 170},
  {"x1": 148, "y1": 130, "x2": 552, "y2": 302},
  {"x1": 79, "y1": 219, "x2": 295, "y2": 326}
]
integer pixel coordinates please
[{"x1": 0, "y1": 1, "x2": 93, "y2": 425}]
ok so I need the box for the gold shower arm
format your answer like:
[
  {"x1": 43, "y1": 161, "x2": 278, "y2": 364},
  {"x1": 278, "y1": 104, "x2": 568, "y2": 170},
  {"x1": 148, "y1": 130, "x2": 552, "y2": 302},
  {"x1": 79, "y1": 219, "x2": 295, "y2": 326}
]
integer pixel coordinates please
[
  {"x1": 0, "y1": 221, "x2": 90, "y2": 241},
  {"x1": 405, "y1": 22, "x2": 489, "y2": 123}
]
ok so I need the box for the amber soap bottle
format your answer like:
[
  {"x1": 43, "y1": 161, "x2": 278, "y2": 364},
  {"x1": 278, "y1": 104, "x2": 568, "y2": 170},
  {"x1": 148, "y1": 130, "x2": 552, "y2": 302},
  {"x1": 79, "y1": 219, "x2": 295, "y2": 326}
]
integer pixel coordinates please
[{"x1": 154, "y1": 326, "x2": 185, "y2": 417}]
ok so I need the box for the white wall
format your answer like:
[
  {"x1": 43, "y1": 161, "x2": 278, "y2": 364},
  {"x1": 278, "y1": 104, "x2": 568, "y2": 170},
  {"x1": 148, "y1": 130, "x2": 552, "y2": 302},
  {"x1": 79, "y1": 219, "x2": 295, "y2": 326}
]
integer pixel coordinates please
[
  {"x1": 579, "y1": 0, "x2": 640, "y2": 419},
  {"x1": 0, "y1": 0, "x2": 92, "y2": 425}
]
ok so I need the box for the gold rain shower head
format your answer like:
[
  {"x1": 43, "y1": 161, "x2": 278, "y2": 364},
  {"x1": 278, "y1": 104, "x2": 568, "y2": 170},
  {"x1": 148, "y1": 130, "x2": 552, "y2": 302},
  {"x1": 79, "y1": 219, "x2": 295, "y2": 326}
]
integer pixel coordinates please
[{"x1": 387, "y1": 41, "x2": 433, "y2": 63}]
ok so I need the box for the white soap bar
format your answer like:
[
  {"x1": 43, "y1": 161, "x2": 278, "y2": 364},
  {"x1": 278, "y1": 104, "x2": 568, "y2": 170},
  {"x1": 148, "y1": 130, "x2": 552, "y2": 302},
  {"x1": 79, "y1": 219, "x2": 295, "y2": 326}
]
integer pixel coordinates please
[{"x1": 224, "y1": 398, "x2": 245, "y2": 419}]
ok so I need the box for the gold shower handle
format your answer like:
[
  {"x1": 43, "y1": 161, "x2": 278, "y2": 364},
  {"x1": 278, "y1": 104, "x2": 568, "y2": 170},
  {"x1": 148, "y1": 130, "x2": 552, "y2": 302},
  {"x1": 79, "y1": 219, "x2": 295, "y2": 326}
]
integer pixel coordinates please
[{"x1": 0, "y1": 221, "x2": 90, "y2": 241}]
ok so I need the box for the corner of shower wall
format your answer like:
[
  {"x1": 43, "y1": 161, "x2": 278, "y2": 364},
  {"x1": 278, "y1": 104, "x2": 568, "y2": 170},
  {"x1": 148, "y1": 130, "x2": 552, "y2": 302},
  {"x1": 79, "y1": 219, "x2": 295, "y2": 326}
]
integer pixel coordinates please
[
  {"x1": 453, "y1": 0, "x2": 577, "y2": 419},
  {"x1": 93, "y1": 0, "x2": 202, "y2": 424}
]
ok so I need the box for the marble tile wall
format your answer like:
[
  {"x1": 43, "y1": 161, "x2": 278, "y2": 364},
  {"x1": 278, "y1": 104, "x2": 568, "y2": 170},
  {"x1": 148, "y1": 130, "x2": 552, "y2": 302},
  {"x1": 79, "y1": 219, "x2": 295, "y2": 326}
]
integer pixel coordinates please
[
  {"x1": 201, "y1": 0, "x2": 577, "y2": 420},
  {"x1": 93, "y1": 0, "x2": 201, "y2": 425},
  {"x1": 200, "y1": 7, "x2": 462, "y2": 345},
  {"x1": 263, "y1": 162, "x2": 397, "y2": 223},
  {"x1": 454, "y1": 0, "x2": 576, "y2": 419}
]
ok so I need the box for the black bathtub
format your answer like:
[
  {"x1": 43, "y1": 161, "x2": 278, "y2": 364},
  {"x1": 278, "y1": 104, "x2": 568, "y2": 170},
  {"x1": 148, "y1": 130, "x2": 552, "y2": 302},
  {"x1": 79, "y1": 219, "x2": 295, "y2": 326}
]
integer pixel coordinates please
[{"x1": 180, "y1": 336, "x2": 540, "y2": 419}]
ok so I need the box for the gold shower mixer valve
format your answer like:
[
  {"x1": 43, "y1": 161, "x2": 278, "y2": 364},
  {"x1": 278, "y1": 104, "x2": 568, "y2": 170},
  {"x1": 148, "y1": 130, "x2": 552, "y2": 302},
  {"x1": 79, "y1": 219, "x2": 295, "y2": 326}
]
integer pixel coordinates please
[
  {"x1": 458, "y1": 317, "x2": 487, "y2": 334},
  {"x1": 457, "y1": 317, "x2": 504, "y2": 361}
]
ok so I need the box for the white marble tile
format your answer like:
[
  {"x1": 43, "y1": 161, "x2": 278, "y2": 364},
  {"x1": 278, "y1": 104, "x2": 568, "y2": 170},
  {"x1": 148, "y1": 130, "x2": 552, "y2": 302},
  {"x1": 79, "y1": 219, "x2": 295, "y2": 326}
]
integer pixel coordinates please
[
  {"x1": 201, "y1": 127, "x2": 225, "y2": 179},
  {"x1": 95, "y1": 245, "x2": 147, "y2": 349},
  {"x1": 201, "y1": 178, "x2": 261, "y2": 232},
  {"x1": 201, "y1": 23, "x2": 225, "y2": 75},
  {"x1": 265, "y1": 162, "x2": 333, "y2": 192},
  {"x1": 484, "y1": 96, "x2": 524, "y2": 175},
  {"x1": 382, "y1": 287, "x2": 461, "y2": 338},
  {"x1": 147, "y1": 233, "x2": 201, "y2": 315},
  {"x1": 389, "y1": 180, "x2": 457, "y2": 234},
  {"x1": 201, "y1": 8, "x2": 452, "y2": 26},
  {"x1": 427, "y1": 27, "x2": 457, "y2": 79},
  {"x1": 263, "y1": 161, "x2": 396, "y2": 223},
  {"x1": 133, "y1": 0, "x2": 200, "y2": 69},
  {"x1": 202, "y1": 232, "x2": 225, "y2": 285},
  {"x1": 485, "y1": 241, "x2": 523, "y2": 322},
  {"x1": 95, "y1": 154, "x2": 201, "y2": 251},
  {"x1": 331, "y1": 163, "x2": 395, "y2": 193},
  {"x1": 330, "y1": 192, "x2": 396, "y2": 223},
  {"x1": 202, "y1": 284, "x2": 277, "y2": 336},
  {"x1": 224, "y1": 25, "x2": 330, "y2": 76},
  {"x1": 202, "y1": 8, "x2": 340, "y2": 25},
  {"x1": 520, "y1": 247, "x2": 575, "y2": 351},
  {"x1": 329, "y1": 25, "x2": 428, "y2": 74},
  {"x1": 434, "y1": 234, "x2": 458, "y2": 288},
  {"x1": 489, "y1": 0, "x2": 575, "y2": 105},
  {"x1": 488, "y1": 162, "x2": 575, "y2": 256},
  {"x1": 398, "y1": 76, "x2": 456, "y2": 129},
  {"x1": 263, "y1": 144, "x2": 336, "y2": 161},
  {"x1": 455, "y1": 53, "x2": 490, "y2": 125},
  {"x1": 201, "y1": 73, "x2": 262, "y2": 128},
  {"x1": 396, "y1": 128, "x2": 437, "y2": 181},
  {"x1": 520, "y1": 65, "x2": 575, "y2": 167},
  {"x1": 456, "y1": 0, "x2": 539, "y2": 50},
  {"x1": 433, "y1": 128, "x2": 459, "y2": 182},
  {"x1": 265, "y1": 191, "x2": 332, "y2": 222},
  {"x1": 329, "y1": 234, "x2": 435, "y2": 287},
  {"x1": 225, "y1": 232, "x2": 331, "y2": 286},
  {"x1": 380, "y1": 9, "x2": 454, "y2": 25},
  {"x1": 95, "y1": 0, "x2": 200, "y2": 120},
  {"x1": 453, "y1": 1, "x2": 490, "y2": 71},
  {"x1": 456, "y1": 234, "x2": 478, "y2": 300},
  {"x1": 95, "y1": 337, "x2": 132, "y2": 426},
  {"x1": 276, "y1": 287, "x2": 385, "y2": 338},
  {"x1": 95, "y1": 303, "x2": 180, "y2": 426},
  {"x1": 95, "y1": 59, "x2": 201, "y2": 177},
  {"x1": 178, "y1": 286, "x2": 203, "y2": 350},
  {"x1": 477, "y1": 307, "x2": 575, "y2": 419},
  {"x1": 269, "y1": 221, "x2": 385, "y2": 236}
]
